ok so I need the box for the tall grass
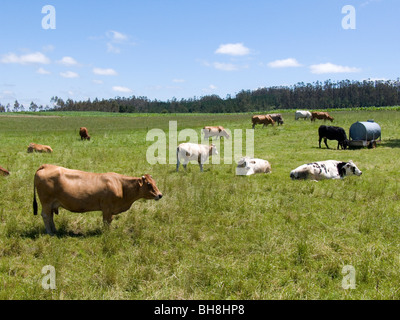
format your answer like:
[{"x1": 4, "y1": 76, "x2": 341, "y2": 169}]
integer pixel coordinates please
[{"x1": 0, "y1": 110, "x2": 399, "y2": 299}]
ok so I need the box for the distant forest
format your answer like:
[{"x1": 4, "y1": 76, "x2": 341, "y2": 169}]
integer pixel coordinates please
[{"x1": 1, "y1": 79, "x2": 400, "y2": 114}]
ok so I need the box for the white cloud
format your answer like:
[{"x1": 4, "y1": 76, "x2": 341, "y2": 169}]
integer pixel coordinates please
[
  {"x1": 113, "y1": 86, "x2": 132, "y2": 94},
  {"x1": 93, "y1": 79, "x2": 104, "y2": 84},
  {"x1": 58, "y1": 56, "x2": 78, "y2": 66},
  {"x1": 107, "y1": 30, "x2": 129, "y2": 42},
  {"x1": 1, "y1": 52, "x2": 50, "y2": 65},
  {"x1": 215, "y1": 43, "x2": 250, "y2": 56},
  {"x1": 93, "y1": 68, "x2": 118, "y2": 76},
  {"x1": 173, "y1": 79, "x2": 185, "y2": 83},
  {"x1": 107, "y1": 43, "x2": 121, "y2": 54},
  {"x1": 60, "y1": 71, "x2": 79, "y2": 78},
  {"x1": 268, "y1": 58, "x2": 302, "y2": 68},
  {"x1": 310, "y1": 63, "x2": 361, "y2": 74},
  {"x1": 37, "y1": 68, "x2": 51, "y2": 75}
]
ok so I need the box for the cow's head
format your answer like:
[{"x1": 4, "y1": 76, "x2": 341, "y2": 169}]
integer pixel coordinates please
[
  {"x1": 341, "y1": 139, "x2": 349, "y2": 150},
  {"x1": 209, "y1": 144, "x2": 218, "y2": 156},
  {"x1": 222, "y1": 130, "x2": 230, "y2": 139},
  {"x1": 140, "y1": 174, "x2": 163, "y2": 200},
  {"x1": 338, "y1": 161, "x2": 362, "y2": 178}
]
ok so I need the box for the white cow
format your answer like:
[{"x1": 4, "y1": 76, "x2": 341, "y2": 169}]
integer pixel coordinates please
[
  {"x1": 290, "y1": 160, "x2": 362, "y2": 181},
  {"x1": 295, "y1": 110, "x2": 312, "y2": 120},
  {"x1": 176, "y1": 143, "x2": 218, "y2": 172},
  {"x1": 236, "y1": 157, "x2": 272, "y2": 176},
  {"x1": 203, "y1": 126, "x2": 230, "y2": 140}
]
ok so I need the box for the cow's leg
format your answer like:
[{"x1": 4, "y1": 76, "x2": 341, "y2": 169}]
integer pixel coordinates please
[
  {"x1": 41, "y1": 206, "x2": 56, "y2": 235},
  {"x1": 252, "y1": 124, "x2": 256, "y2": 129},
  {"x1": 103, "y1": 211, "x2": 113, "y2": 226},
  {"x1": 319, "y1": 137, "x2": 322, "y2": 148},
  {"x1": 324, "y1": 138, "x2": 329, "y2": 149}
]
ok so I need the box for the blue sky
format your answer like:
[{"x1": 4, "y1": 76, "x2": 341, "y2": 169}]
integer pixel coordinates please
[{"x1": 0, "y1": 0, "x2": 399, "y2": 108}]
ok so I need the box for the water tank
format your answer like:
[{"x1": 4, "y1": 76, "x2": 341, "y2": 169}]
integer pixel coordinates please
[{"x1": 349, "y1": 121, "x2": 381, "y2": 141}]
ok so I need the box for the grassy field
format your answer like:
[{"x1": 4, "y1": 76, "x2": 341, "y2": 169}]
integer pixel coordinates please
[{"x1": 0, "y1": 109, "x2": 400, "y2": 300}]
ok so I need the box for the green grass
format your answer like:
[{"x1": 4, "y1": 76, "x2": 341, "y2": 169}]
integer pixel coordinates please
[{"x1": 0, "y1": 110, "x2": 400, "y2": 300}]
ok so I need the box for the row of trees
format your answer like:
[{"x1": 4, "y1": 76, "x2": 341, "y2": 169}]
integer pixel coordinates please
[{"x1": 1, "y1": 79, "x2": 400, "y2": 114}]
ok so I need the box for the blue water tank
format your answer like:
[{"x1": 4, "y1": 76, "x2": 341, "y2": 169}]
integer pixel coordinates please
[{"x1": 349, "y1": 121, "x2": 381, "y2": 141}]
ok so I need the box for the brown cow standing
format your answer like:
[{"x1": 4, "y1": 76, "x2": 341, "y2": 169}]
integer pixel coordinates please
[
  {"x1": 252, "y1": 115, "x2": 276, "y2": 129},
  {"x1": 79, "y1": 127, "x2": 91, "y2": 141},
  {"x1": 33, "y1": 164, "x2": 163, "y2": 235},
  {"x1": 0, "y1": 166, "x2": 10, "y2": 176},
  {"x1": 311, "y1": 112, "x2": 334, "y2": 122},
  {"x1": 27, "y1": 143, "x2": 53, "y2": 153}
]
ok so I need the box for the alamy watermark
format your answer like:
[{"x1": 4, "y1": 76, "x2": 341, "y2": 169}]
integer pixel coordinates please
[
  {"x1": 42, "y1": 5, "x2": 56, "y2": 30},
  {"x1": 342, "y1": 5, "x2": 356, "y2": 30},
  {"x1": 342, "y1": 265, "x2": 356, "y2": 290},
  {"x1": 41, "y1": 265, "x2": 56, "y2": 290},
  {"x1": 146, "y1": 121, "x2": 254, "y2": 165}
]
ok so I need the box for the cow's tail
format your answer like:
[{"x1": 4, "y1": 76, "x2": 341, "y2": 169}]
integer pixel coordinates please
[{"x1": 33, "y1": 180, "x2": 38, "y2": 216}]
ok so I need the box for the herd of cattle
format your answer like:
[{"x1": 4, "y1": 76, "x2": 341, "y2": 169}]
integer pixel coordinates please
[{"x1": 0, "y1": 115, "x2": 364, "y2": 235}]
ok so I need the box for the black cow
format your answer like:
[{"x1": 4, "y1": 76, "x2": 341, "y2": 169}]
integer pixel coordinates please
[{"x1": 318, "y1": 125, "x2": 349, "y2": 150}]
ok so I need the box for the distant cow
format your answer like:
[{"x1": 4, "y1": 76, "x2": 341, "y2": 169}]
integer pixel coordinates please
[
  {"x1": 203, "y1": 126, "x2": 230, "y2": 140},
  {"x1": 267, "y1": 113, "x2": 284, "y2": 126},
  {"x1": 176, "y1": 143, "x2": 218, "y2": 172},
  {"x1": 290, "y1": 160, "x2": 362, "y2": 181},
  {"x1": 33, "y1": 164, "x2": 163, "y2": 235},
  {"x1": 79, "y1": 127, "x2": 91, "y2": 141},
  {"x1": 319, "y1": 125, "x2": 349, "y2": 150},
  {"x1": 295, "y1": 110, "x2": 312, "y2": 120},
  {"x1": 27, "y1": 143, "x2": 53, "y2": 153},
  {"x1": 0, "y1": 166, "x2": 10, "y2": 176},
  {"x1": 252, "y1": 115, "x2": 275, "y2": 129},
  {"x1": 311, "y1": 112, "x2": 334, "y2": 122},
  {"x1": 236, "y1": 157, "x2": 272, "y2": 176}
]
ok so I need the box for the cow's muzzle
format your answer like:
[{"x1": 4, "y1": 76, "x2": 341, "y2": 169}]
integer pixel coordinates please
[{"x1": 155, "y1": 194, "x2": 163, "y2": 201}]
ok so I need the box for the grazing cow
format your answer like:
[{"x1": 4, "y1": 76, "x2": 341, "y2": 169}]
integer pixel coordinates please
[
  {"x1": 79, "y1": 127, "x2": 91, "y2": 141},
  {"x1": 27, "y1": 143, "x2": 53, "y2": 153},
  {"x1": 268, "y1": 113, "x2": 284, "y2": 126},
  {"x1": 252, "y1": 115, "x2": 276, "y2": 129},
  {"x1": 311, "y1": 112, "x2": 334, "y2": 122},
  {"x1": 203, "y1": 126, "x2": 230, "y2": 140},
  {"x1": 295, "y1": 110, "x2": 312, "y2": 120},
  {"x1": 0, "y1": 166, "x2": 10, "y2": 176},
  {"x1": 33, "y1": 164, "x2": 163, "y2": 235},
  {"x1": 290, "y1": 160, "x2": 362, "y2": 181},
  {"x1": 319, "y1": 125, "x2": 349, "y2": 150},
  {"x1": 236, "y1": 157, "x2": 272, "y2": 176},
  {"x1": 176, "y1": 143, "x2": 218, "y2": 172}
]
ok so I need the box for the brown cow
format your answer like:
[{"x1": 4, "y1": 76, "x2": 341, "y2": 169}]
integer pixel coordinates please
[
  {"x1": 311, "y1": 112, "x2": 334, "y2": 122},
  {"x1": 33, "y1": 164, "x2": 163, "y2": 235},
  {"x1": 27, "y1": 143, "x2": 53, "y2": 153},
  {"x1": 203, "y1": 126, "x2": 230, "y2": 140},
  {"x1": 252, "y1": 115, "x2": 276, "y2": 129},
  {"x1": 0, "y1": 166, "x2": 10, "y2": 176},
  {"x1": 79, "y1": 127, "x2": 91, "y2": 141}
]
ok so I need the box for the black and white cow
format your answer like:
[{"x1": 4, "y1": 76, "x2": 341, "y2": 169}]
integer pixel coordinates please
[
  {"x1": 318, "y1": 125, "x2": 349, "y2": 150},
  {"x1": 290, "y1": 160, "x2": 362, "y2": 181}
]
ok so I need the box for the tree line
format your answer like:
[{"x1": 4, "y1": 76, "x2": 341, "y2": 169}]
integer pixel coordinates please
[{"x1": 1, "y1": 79, "x2": 400, "y2": 114}]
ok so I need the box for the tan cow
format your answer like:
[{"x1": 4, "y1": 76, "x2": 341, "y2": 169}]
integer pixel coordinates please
[
  {"x1": 311, "y1": 112, "x2": 334, "y2": 122},
  {"x1": 33, "y1": 164, "x2": 163, "y2": 235},
  {"x1": 252, "y1": 115, "x2": 276, "y2": 129},
  {"x1": 0, "y1": 166, "x2": 10, "y2": 176},
  {"x1": 79, "y1": 127, "x2": 91, "y2": 141},
  {"x1": 27, "y1": 143, "x2": 53, "y2": 153},
  {"x1": 203, "y1": 126, "x2": 230, "y2": 140}
]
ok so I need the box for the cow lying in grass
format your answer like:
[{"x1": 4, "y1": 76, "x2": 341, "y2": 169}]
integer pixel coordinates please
[
  {"x1": 33, "y1": 164, "x2": 163, "y2": 235},
  {"x1": 236, "y1": 157, "x2": 272, "y2": 176},
  {"x1": 27, "y1": 143, "x2": 53, "y2": 153},
  {"x1": 290, "y1": 160, "x2": 362, "y2": 181}
]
